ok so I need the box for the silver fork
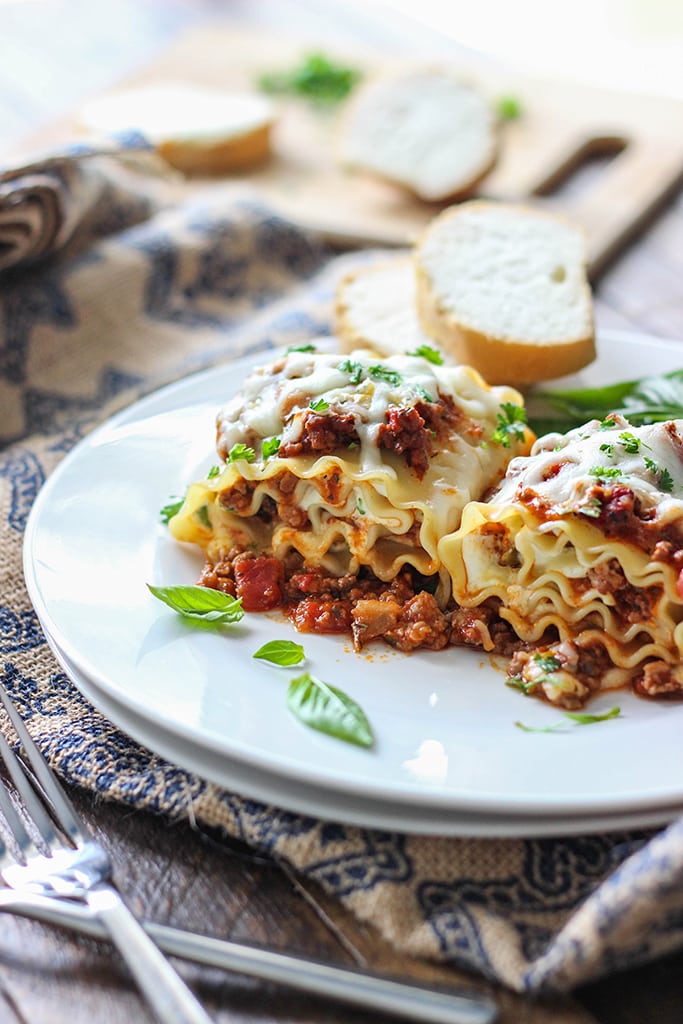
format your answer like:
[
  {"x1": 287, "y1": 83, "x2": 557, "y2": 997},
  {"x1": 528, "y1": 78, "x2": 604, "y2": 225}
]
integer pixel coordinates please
[{"x1": 0, "y1": 686, "x2": 214, "y2": 1024}]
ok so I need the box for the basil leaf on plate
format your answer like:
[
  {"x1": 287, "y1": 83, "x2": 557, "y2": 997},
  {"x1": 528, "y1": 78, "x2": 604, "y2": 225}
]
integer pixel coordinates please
[
  {"x1": 287, "y1": 672, "x2": 373, "y2": 748},
  {"x1": 253, "y1": 640, "x2": 305, "y2": 666},
  {"x1": 147, "y1": 584, "x2": 244, "y2": 623}
]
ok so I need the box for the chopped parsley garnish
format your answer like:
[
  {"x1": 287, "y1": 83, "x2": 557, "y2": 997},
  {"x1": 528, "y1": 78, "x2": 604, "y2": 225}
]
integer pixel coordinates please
[
  {"x1": 506, "y1": 676, "x2": 537, "y2": 694},
  {"x1": 286, "y1": 343, "x2": 317, "y2": 353},
  {"x1": 491, "y1": 403, "x2": 528, "y2": 447},
  {"x1": 588, "y1": 465, "x2": 624, "y2": 482},
  {"x1": 338, "y1": 358, "x2": 364, "y2": 385},
  {"x1": 644, "y1": 457, "x2": 674, "y2": 493},
  {"x1": 516, "y1": 706, "x2": 621, "y2": 733},
  {"x1": 159, "y1": 497, "x2": 184, "y2": 524},
  {"x1": 533, "y1": 653, "x2": 561, "y2": 673},
  {"x1": 207, "y1": 465, "x2": 221, "y2": 479},
  {"x1": 228, "y1": 443, "x2": 256, "y2": 463},
  {"x1": 618, "y1": 431, "x2": 648, "y2": 454},
  {"x1": 310, "y1": 397, "x2": 330, "y2": 412},
  {"x1": 368, "y1": 365, "x2": 403, "y2": 386},
  {"x1": 262, "y1": 436, "x2": 281, "y2": 460},
  {"x1": 407, "y1": 344, "x2": 443, "y2": 365},
  {"x1": 598, "y1": 416, "x2": 618, "y2": 430},
  {"x1": 599, "y1": 442, "x2": 615, "y2": 458},
  {"x1": 414, "y1": 385, "x2": 434, "y2": 403},
  {"x1": 195, "y1": 504, "x2": 211, "y2": 529},
  {"x1": 356, "y1": 496, "x2": 366, "y2": 516},
  {"x1": 578, "y1": 498, "x2": 602, "y2": 518}
]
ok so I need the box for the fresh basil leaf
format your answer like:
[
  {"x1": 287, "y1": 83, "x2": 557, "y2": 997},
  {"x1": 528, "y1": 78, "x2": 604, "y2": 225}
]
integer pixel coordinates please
[
  {"x1": 528, "y1": 369, "x2": 683, "y2": 435},
  {"x1": 160, "y1": 497, "x2": 184, "y2": 524},
  {"x1": 253, "y1": 640, "x2": 305, "y2": 666},
  {"x1": 287, "y1": 672, "x2": 373, "y2": 748},
  {"x1": 147, "y1": 584, "x2": 244, "y2": 623}
]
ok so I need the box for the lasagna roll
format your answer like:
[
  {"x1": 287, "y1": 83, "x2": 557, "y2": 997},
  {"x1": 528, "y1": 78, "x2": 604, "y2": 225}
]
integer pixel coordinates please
[
  {"x1": 168, "y1": 345, "x2": 531, "y2": 640},
  {"x1": 440, "y1": 414, "x2": 683, "y2": 706}
]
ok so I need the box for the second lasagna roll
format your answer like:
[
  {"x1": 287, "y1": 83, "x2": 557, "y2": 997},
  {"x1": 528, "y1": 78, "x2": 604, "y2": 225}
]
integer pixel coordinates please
[
  {"x1": 440, "y1": 415, "x2": 683, "y2": 705},
  {"x1": 169, "y1": 346, "x2": 531, "y2": 605}
]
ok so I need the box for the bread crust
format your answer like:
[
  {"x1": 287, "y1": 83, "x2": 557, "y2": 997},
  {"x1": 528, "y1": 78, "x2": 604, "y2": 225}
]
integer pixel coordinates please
[{"x1": 157, "y1": 122, "x2": 272, "y2": 176}]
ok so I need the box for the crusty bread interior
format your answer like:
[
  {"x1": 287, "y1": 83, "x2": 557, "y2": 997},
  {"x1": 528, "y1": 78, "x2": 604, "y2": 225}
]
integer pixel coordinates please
[
  {"x1": 338, "y1": 68, "x2": 497, "y2": 202},
  {"x1": 415, "y1": 200, "x2": 595, "y2": 384},
  {"x1": 334, "y1": 259, "x2": 436, "y2": 356}
]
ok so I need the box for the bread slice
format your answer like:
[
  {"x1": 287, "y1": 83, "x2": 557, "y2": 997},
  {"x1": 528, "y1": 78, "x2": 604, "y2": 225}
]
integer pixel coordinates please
[
  {"x1": 414, "y1": 201, "x2": 595, "y2": 384},
  {"x1": 334, "y1": 258, "x2": 437, "y2": 356},
  {"x1": 80, "y1": 83, "x2": 275, "y2": 175},
  {"x1": 338, "y1": 68, "x2": 497, "y2": 202}
]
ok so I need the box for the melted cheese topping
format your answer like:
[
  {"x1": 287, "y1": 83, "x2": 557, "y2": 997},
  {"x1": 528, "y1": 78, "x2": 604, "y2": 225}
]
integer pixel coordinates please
[
  {"x1": 496, "y1": 415, "x2": 683, "y2": 523},
  {"x1": 170, "y1": 344, "x2": 532, "y2": 602}
]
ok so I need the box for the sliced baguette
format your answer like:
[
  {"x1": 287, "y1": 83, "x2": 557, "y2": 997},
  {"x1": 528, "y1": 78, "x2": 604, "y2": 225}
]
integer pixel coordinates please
[
  {"x1": 338, "y1": 67, "x2": 497, "y2": 202},
  {"x1": 415, "y1": 201, "x2": 595, "y2": 385},
  {"x1": 334, "y1": 258, "x2": 436, "y2": 356},
  {"x1": 80, "y1": 83, "x2": 275, "y2": 175}
]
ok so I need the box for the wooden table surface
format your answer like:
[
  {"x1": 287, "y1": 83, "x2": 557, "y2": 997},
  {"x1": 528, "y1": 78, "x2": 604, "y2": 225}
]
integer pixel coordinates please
[{"x1": 1, "y1": 2, "x2": 683, "y2": 1022}]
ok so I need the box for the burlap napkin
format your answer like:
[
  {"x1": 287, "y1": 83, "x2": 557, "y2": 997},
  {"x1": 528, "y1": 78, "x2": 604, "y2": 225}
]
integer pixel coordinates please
[{"x1": 2, "y1": 151, "x2": 683, "y2": 994}]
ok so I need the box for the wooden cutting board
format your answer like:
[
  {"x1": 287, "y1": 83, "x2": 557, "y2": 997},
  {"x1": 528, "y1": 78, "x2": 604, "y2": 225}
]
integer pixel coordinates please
[{"x1": 49, "y1": 25, "x2": 683, "y2": 280}]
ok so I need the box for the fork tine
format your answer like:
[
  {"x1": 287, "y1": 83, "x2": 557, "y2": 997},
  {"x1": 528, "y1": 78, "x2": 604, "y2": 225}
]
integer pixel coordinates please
[
  {"x1": 0, "y1": 774, "x2": 36, "y2": 864},
  {"x1": 0, "y1": 730, "x2": 60, "y2": 850},
  {"x1": 0, "y1": 688, "x2": 83, "y2": 846}
]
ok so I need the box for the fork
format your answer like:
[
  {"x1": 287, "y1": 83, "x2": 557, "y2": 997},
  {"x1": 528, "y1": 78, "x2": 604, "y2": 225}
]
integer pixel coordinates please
[{"x1": 0, "y1": 685, "x2": 214, "y2": 1024}]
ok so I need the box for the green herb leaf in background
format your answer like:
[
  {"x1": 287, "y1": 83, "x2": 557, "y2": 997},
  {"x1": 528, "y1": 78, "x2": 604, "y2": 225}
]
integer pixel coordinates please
[
  {"x1": 287, "y1": 672, "x2": 373, "y2": 748},
  {"x1": 253, "y1": 640, "x2": 305, "y2": 666},
  {"x1": 495, "y1": 95, "x2": 523, "y2": 120},
  {"x1": 527, "y1": 369, "x2": 683, "y2": 436},
  {"x1": 258, "y1": 52, "x2": 361, "y2": 105},
  {"x1": 147, "y1": 584, "x2": 244, "y2": 623}
]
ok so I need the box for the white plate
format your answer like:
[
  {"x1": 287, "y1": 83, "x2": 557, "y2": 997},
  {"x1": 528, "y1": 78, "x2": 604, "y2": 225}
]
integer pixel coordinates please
[
  {"x1": 23, "y1": 330, "x2": 683, "y2": 825},
  {"x1": 45, "y1": 629, "x2": 683, "y2": 836}
]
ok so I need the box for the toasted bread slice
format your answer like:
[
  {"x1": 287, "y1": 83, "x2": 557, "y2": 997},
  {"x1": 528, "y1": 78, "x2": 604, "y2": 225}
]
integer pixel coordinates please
[
  {"x1": 415, "y1": 201, "x2": 595, "y2": 384},
  {"x1": 80, "y1": 83, "x2": 275, "y2": 175},
  {"x1": 334, "y1": 258, "x2": 436, "y2": 357},
  {"x1": 338, "y1": 67, "x2": 497, "y2": 202}
]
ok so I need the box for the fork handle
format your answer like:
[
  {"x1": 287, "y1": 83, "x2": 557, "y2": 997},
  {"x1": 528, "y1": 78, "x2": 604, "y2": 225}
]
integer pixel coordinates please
[{"x1": 86, "y1": 885, "x2": 213, "y2": 1024}]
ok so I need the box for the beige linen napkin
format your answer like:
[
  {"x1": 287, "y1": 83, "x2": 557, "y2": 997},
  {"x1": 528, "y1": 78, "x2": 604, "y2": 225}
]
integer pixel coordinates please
[{"x1": 2, "y1": 151, "x2": 683, "y2": 994}]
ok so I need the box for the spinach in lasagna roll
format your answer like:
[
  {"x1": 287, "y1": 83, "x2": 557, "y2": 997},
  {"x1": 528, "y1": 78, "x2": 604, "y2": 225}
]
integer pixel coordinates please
[
  {"x1": 440, "y1": 414, "x2": 683, "y2": 706},
  {"x1": 168, "y1": 345, "x2": 532, "y2": 649}
]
